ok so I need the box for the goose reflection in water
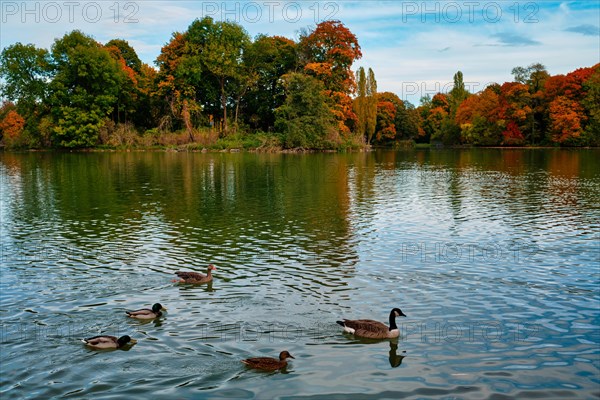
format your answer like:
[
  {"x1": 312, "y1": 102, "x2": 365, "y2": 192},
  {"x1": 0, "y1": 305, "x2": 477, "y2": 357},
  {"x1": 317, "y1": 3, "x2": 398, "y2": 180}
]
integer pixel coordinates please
[{"x1": 389, "y1": 341, "x2": 406, "y2": 368}]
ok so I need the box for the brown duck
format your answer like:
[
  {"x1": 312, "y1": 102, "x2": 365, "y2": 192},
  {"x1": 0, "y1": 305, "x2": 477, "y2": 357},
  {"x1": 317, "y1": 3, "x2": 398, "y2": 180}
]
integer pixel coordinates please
[
  {"x1": 174, "y1": 265, "x2": 216, "y2": 284},
  {"x1": 82, "y1": 335, "x2": 137, "y2": 349},
  {"x1": 241, "y1": 351, "x2": 295, "y2": 371},
  {"x1": 336, "y1": 308, "x2": 406, "y2": 339}
]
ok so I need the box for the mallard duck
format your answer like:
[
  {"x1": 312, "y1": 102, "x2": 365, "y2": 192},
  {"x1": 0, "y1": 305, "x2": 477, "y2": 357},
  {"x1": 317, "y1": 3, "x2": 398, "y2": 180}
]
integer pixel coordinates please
[
  {"x1": 336, "y1": 308, "x2": 406, "y2": 339},
  {"x1": 174, "y1": 264, "x2": 216, "y2": 284},
  {"x1": 125, "y1": 303, "x2": 166, "y2": 319},
  {"x1": 82, "y1": 335, "x2": 137, "y2": 349},
  {"x1": 241, "y1": 351, "x2": 295, "y2": 371}
]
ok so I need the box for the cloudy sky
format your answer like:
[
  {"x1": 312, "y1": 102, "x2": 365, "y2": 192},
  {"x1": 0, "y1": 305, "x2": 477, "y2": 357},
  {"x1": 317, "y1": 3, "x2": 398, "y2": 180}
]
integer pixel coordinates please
[{"x1": 1, "y1": 1, "x2": 598, "y2": 103}]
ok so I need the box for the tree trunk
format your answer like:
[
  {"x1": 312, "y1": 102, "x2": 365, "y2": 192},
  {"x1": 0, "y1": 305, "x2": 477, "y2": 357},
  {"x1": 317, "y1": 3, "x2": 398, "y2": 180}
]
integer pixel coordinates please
[
  {"x1": 182, "y1": 99, "x2": 194, "y2": 141},
  {"x1": 221, "y1": 78, "x2": 228, "y2": 135},
  {"x1": 234, "y1": 95, "x2": 240, "y2": 134}
]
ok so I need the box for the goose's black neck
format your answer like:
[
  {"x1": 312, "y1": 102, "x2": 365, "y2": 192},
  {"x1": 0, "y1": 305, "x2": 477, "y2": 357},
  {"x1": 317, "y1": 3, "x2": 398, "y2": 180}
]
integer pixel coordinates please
[{"x1": 389, "y1": 310, "x2": 398, "y2": 331}]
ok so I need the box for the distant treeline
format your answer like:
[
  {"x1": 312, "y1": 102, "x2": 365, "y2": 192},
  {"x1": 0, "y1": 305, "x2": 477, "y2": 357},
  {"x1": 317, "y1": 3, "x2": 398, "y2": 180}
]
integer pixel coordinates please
[{"x1": 0, "y1": 17, "x2": 598, "y2": 150}]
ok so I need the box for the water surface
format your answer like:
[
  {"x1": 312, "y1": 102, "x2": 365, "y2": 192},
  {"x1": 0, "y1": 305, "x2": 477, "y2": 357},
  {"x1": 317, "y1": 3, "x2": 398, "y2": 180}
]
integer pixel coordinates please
[{"x1": 1, "y1": 149, "x2": 599, "y2": 399}]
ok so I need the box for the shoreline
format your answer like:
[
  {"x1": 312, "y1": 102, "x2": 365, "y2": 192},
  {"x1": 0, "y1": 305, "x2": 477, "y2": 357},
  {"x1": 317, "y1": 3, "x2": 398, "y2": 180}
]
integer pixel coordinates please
[{"x1": 1, "y1": 144, "x2": 599, "y2": 154}]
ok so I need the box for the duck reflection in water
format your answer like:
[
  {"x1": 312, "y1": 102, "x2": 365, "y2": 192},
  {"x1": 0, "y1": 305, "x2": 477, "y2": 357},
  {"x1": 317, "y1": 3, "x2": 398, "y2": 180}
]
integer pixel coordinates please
[{"x1": 176, "y1": 280, "x2": 215, "y2": 293}]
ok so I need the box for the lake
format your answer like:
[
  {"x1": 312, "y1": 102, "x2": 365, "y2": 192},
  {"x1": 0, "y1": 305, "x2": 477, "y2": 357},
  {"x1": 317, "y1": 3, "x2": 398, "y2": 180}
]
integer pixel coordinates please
[{"x1": 0, "y1": 149, "x2": 599, "y2": 399}]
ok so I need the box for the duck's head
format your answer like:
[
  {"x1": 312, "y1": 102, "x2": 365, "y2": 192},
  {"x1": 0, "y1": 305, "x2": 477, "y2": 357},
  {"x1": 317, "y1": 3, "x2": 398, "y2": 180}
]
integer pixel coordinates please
[
  {"x1": 392, "y1": 308, "x2": 406, "y2": 318},
  {"x1": 207, "y1": 264, "x2": 217, "y2": 272},
  {"x1": 117, "y1": 335, "x2": 137, "y2": 346},
  {"x1": 152, "y1": 303, "x2": 167, "y2": 313},
  {"x1": 279, "y1": 351, "x2": 295, "y2": 361}
]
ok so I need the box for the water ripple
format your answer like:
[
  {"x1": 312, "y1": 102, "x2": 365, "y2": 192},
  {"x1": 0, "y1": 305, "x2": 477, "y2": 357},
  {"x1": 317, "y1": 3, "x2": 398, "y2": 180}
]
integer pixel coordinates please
[{"x1": 1, "y1": 150, "x2": 598, "y2": 399}]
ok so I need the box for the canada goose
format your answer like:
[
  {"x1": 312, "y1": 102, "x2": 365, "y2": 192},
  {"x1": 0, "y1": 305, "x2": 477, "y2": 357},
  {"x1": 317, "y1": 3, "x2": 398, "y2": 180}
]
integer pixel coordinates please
[
  {"x1": 241, "y1": 351, "x2": 295, "y2": 371},
  {"x1": 125, "y1": 303, "x2": 166, "y2": 319},
  {"x1": 336, "y1": 308, "x2": 406, "y2": 339},
  {"x1": 174, "y1": 265, "x2": 216, "y2": 284},
  {"x1": 82, "y1": 335, "x2": 137, "y2": 349}
]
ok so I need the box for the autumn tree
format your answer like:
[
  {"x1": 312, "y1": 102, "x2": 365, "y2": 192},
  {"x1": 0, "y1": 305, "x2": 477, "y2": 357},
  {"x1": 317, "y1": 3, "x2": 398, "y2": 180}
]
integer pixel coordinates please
[
  {"x1": 420, "y1": 93, "x2": 451, "y2": 144},
  {"x1": 544, "y1": 65, "x2": 597, "y2": 145},
  {"x1": 105, "y1": 40, "x2": 140, "y2": 125},
  {"x1": 0, "y1": 102, "x2": 25, "y2": 147},
  {"x1": 105, "y1": 39, "x2": 142, "y2": 73},
  {"x1": 104, "y1": 40, "x2": 156, "y2": 129},
  {"x1": 498, "y1": 82, "x2": 530, "y2": 145},
  {"x1": 374, "y1": 92, "x2": 400, "y2": 143},
  {"x1": 511, "y1": 63, "x2": 550, "y2": 143},
  {"x1": 416, "y1": 72, "x2": 469, "y2": 146},
  {"x1": 548, "y1": 96, "x2": 585, "y2": 144},
  {"x1": 299, "y1": 20, "x2": 362, "y2": 138},
  {"x1": 455, "y1": 85, "x2": 503, "y2": 145},
  {"x1": 155, "y1": 31, "x2": 201, "y2": 135}
]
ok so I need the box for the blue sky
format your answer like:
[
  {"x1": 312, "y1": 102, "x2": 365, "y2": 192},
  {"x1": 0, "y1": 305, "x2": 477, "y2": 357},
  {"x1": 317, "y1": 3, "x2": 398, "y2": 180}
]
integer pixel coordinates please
[{"x1": 1, "y1": 1, "x2": 599, "y2": 104}]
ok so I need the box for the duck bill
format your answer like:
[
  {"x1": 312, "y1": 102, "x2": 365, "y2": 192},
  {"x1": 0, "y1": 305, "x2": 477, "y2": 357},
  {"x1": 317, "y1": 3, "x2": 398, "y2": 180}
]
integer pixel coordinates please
[
  {"x1": 129, "y1": 339, "x2": 138, "y2": 344},
  {"x1": 161, "y1": 307, "x2": 167, "y2": 312}
]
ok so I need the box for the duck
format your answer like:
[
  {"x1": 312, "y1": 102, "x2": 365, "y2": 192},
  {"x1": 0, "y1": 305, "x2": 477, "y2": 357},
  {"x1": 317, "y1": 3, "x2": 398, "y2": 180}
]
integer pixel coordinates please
[
  {"x1": 82, "y1": 335, "x2": 137, "y2": 349},
  {"x1": 125, "y1": 303, "x2": 166, "y2": 319},
  {"x1": 241, "y1": 351, "x2": 295, "y2": 371},
  {"x1": 336, "y1": 308, "x2": 406, "y2": 339},
  {"x1": 174, "y1": 264, "x2": 217, "y2": 284}
]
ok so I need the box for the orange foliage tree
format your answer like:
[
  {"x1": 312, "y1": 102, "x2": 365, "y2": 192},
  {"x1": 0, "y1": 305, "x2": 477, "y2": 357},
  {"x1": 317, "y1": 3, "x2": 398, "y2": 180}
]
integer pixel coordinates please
[
  {"x1": 455, "y1": 87, "x2": 502, "y2": 145},
  {"x1": 0, "y1": 106, "x2": 25, "y2": 146},
  {"x1": 548, "y1": 96, "x2": 585, "y2": 144},
  {"x1": 155, "y1": 32, "x2": 200, "y2": 135},
  {"x1": 375, "y1": 93, "x2": 398, "y2": 142},
  {"x1": 300, "y1": 20, "x2": 362, "y2": 137}
]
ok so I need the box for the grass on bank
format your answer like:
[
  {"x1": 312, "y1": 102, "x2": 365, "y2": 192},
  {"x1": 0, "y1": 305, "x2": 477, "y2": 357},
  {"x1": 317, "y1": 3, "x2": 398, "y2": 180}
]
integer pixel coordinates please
[
  {"x1": 96, "y1": 122, "x2": 285, "y2": 152},
  {"x1": 93, "y1": 122, "x2": 370, "y2": 152}
]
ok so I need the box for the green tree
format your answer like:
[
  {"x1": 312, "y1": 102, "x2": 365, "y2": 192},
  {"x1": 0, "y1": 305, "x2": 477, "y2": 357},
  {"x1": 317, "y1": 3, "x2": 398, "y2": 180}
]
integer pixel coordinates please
[
  {"x1": 187, "y1": 17, "x2": 250, "y2": 135},
  {"x1": 48, "y1": 30, "x2": 124, "y2": 147},
  {"x1": 0, "y1": 42, "x2": 51, "y2": 114},
  {"x1": 241, "y1": 35, "x2": 297, "y2": 131},
  {"x1": 397, "y1": 100, "x2": 420, "y2": 140},
  {"x1": 581, "y1": 66, "x2": 600, "y2": 145},
  {"x1": 275, "y1": 73, "x2": 336, "y2": 149},
  {"x1": 449, "y1": 71, "x2": 468, "y2": 116},
  {"x1": 353, "y1": 67, "x2": 367, "y2": 138},
  {"x1": 365, "y1": 68, "x2": 378, "y2": 144}
]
